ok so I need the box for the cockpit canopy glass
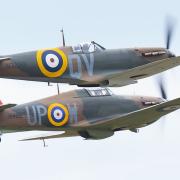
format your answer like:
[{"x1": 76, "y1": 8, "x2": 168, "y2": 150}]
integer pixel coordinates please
[{"x1": 72, "y1": 41, "x2": 105, "y2": 53}]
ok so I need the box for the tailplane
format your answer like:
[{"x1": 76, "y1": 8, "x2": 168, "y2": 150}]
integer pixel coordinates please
[{"x1": 0, "y1": 103, "x2": 16, "y2": 112}]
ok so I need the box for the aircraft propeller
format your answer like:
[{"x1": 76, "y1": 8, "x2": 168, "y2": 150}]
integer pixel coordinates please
[
  {"x1": 157, "y1": 16, "x2": 177, "y2": 132},
  {"x1": 156, "y1": 76, "x2": 168, "y2": 132},
  {"x1": 158, "y1": 17, "x2": 176, "y2": 100},
  {"x1": 158, "y1": 77, "x2": 167, "y2": 100},
  {"x1": 165, "y1": 16, "x2": 176, "y2": 50}
]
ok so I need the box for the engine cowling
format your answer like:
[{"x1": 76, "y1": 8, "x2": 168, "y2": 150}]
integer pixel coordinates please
[{"x1": 78, "y1": 130, "x2": 114, "y2": 140}]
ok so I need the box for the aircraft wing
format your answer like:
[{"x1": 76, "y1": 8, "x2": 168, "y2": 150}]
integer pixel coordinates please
[
  {"x1": 107, "y1": 56, "x2": 180, "y2": 87},
  {"x1": 20, "y1": 131, "x2": 79, "y2": 141},
  {"x1": 93, "y1": 98, "x2": 180, "y2": 130}
]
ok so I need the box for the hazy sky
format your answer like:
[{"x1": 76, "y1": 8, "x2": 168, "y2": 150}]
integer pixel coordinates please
[{"x1": 0, "y1": 0, "x2": 180, "y2": 180}]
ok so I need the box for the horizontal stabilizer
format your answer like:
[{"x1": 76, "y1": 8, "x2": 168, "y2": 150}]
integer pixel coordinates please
[
  {"x1": 0, "y1": 57, "x2": 10, "y2": 62},
  {"x1": 0, "y1": 104, "x2": 16, "y2": 112}
]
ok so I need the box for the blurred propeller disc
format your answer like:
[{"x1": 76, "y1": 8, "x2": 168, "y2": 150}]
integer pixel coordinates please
[
  {"x1": 157, "y1": 75, "x2": 168, "y2": 133},
  {"x1": 158, "y1": 76, "x2": 167, "y2": 100},
  {"x1": 165, "y1": 16, "x2": 176, "y2": 50}
]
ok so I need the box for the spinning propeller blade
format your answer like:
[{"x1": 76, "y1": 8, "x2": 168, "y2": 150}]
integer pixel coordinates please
[
  {"x1": 165, "y1": 16, "x2": 176, "y2": 50},
  {"x1": 158, "y1": 77, "x2": 167, "y2": 100}
]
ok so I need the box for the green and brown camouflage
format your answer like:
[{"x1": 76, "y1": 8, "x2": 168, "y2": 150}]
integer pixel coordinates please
[
  {"x1": 0, "y1": 88, "x2": 179, "y2": 140},
  {"x1": 0, "y1": 42, "x2": 180, "y2": 87}
]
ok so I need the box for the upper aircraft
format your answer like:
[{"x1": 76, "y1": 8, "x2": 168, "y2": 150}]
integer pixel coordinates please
[{"x1": 0, "y1": 23, "x2": 179, "y2": 87}]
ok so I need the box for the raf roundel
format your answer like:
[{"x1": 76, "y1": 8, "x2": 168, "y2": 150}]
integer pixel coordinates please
[
  {"x1": 48, "y1": 103, "x2": 69, "y2": 127},
  {"x1": 36, "y1": 48, "x2": 68, "y2": 78}
]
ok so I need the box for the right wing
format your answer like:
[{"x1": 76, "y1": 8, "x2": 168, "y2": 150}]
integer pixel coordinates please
[{"x1": 93, "y1": 98, "x2": 180, "y2": 130}]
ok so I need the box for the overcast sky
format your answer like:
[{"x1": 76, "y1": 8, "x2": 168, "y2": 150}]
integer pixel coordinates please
[{"x1": 0, "y1": 0, "x2": 180, "y2": 180}]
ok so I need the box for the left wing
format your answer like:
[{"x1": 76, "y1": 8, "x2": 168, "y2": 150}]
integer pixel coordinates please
[{"x1": 20, "y1": 131, "x2": 79, "y2": 141}]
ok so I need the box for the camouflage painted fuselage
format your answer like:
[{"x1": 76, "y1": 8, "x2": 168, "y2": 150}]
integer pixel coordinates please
[
  {"x1": 0, "y1": 89, "x2": 163, "y2": 134},
  {"x1": 0, "y1": 46, "x2": 174, "y2": 87}
]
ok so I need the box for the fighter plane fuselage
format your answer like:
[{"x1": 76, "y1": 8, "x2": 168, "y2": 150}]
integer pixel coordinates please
[
  {"x1": 0, "y1": 88, "x2": 163, "y2": 133},
  {"x1": 0, "y1": 46, "x2": 173, "y2": 87}
]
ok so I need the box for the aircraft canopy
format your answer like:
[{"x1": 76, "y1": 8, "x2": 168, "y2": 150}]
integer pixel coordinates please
[{"x1": 72, "y1": 41, "x2": 105, "y2": 53}]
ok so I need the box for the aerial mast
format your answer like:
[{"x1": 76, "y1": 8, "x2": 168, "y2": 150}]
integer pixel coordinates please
[{"x1": 61, "y1": 28, "x2": 66, "y2": 47}]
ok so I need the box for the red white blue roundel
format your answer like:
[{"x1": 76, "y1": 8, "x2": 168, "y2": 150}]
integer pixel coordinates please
[
  {"x1": 36, "y1": 48, "x2": 68, "y2": 78},
  {"x1": 48, "y1": 103, "x2": 69, "y2": 127},
  {"x1": 42, "y1": 50, "x2": 63, "y2": 72},
  {"x1": 51, "y1": 106, "x2": 65, "y2": 122}
]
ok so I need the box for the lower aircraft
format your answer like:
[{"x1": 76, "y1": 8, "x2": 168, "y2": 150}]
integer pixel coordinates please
[{"x1": 0, "y1": 87, "x2": 179, "y2": 142}]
